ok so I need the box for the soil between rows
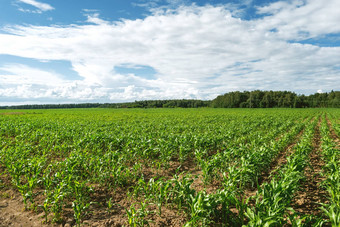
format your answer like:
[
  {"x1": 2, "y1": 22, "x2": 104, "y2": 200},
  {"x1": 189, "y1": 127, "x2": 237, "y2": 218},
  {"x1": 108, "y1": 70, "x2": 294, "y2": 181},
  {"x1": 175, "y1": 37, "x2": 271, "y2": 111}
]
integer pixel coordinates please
[
  {"x1": 0, "y1": 115, "x2": 337, "y2": 226},
  {"x1": 325, "y1": 115, "x2": 340, "y2": 148},
  {"x1": 290, "y1": 117, "x2": 328, "y2": 217},
  {"x1": 0, "y1": 190, "x2": 52, "y2": 227},
  {"x1": 244, "y1": 124, "x2": 306, "y2": 200}
]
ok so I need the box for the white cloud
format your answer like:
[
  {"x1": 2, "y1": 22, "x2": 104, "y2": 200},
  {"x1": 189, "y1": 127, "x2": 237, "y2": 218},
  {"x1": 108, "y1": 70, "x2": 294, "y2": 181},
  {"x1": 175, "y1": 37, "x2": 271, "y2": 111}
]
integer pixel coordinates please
[
  {"x1": 0, "y1": 0, "x2": 339, "y2": 104},
  {"x1": 256, "y1": 0, "x2": 340, "y2": 40},
  {"x1": 133, "y1": 0, "x2": 186, "y2": 11},
  {"x1": 0, "y1": 64, "x2": 64, "y2": 85},
  {"x1": 85, "y1": 13, "x2": 109, "y2": 25},
  {"x1": 17, "y1": 0, "x2": 54, "y2": 12}
]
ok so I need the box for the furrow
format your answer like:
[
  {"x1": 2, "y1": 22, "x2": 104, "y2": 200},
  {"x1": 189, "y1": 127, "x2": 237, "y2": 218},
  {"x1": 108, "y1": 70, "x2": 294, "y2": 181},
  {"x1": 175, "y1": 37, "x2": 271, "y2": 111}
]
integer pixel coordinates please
[{"x1": 290, "y1": 116, "x2": 328, "y2": 217}]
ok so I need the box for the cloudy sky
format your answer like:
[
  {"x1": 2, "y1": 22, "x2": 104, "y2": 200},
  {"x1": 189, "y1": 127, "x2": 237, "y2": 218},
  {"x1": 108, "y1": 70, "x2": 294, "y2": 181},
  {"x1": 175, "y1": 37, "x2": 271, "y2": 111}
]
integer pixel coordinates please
[{"x1": 0, "y1": 0, "x2": 339, "y2": 105}]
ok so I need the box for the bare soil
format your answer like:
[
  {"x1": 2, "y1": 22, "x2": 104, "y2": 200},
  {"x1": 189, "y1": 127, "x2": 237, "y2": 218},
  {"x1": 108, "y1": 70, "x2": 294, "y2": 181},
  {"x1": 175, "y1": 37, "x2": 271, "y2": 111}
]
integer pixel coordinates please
[
  {"x1": 0, "y1": 158, "x2": 189, "y2": 227},
  {"x1": 290, "y1": 117, "x2": 328, "y2": 217},
  {"x1": 244, "y1": 126, "x2": 306, "y2": 200},
  {"x1": 0, "y1": 190, "x2": 52, "y2": 227},
  {"x1": 0, "y1": 183, "x2": 187, "y2": 227},
  {"x1": 0, "y1": 112, "x2": 26, "y2": 115},
  {"x1": 265, "y1": 116, "x2": 317, "y2": 182},
  {"x1": 325, "y1": 115, "x2": 340, "y2": 148},
  {"x1": 0, "y1": 116, "x2": 335, "y2": 226}
]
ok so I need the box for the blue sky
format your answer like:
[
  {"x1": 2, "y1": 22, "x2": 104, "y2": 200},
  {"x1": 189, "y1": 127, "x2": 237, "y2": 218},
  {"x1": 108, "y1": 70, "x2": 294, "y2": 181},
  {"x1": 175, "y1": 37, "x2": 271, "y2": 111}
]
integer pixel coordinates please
[{"x1": 0, "y1": 0, "x2": 339, "y2": 105}]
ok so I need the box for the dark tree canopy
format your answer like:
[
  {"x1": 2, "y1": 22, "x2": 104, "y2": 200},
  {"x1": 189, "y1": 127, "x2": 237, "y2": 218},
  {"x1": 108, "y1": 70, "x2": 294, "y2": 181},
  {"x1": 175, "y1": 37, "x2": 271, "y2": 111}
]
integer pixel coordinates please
[
  {"x1": 1, "y1": 91, "x2": 339, "y2": 109},
  {"x1": 211, "y1": 90, "x2": 340, "y2": 108},
  {"x1": 0, "y1": 99, "x2": 210, "y2": 109}
]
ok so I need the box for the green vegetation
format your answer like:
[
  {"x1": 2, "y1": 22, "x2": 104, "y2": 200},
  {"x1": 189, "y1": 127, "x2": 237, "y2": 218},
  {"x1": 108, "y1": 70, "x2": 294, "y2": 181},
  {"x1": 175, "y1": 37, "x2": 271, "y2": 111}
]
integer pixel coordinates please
[
  {"x1": 212, "y1": 90, "x2": 340, "y2": 108},
  {"x1": 320, "y1": 115, "x2": 340, "y2": 226},
  {"x1": 1, "y1": 90, "x2": 339, "y2": 109},
  {"x1": 0, "y1": 99, "x2": 210, "y2": 109},
  {"x1": 0, "y1": 108, "x2": 339, "y2": 226}
]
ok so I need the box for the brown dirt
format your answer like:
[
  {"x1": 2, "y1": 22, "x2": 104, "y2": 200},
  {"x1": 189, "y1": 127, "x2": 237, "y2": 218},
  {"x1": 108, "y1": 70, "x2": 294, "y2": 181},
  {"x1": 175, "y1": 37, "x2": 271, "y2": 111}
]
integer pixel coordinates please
[
  {"x1": 0, "y1": 115, "x2": 326, "y2": 227},
  {"x1": 0, "y1": 190, "x2": 53, "y2": 227},
  {"x1": 141, "y1": 155, "x2": 222, "y2": 194},
  {"x1": 325, "y1": 115, "x2": 340, "y2": 148},
  {"x1": 0, "y1": 112, "x2": 26, "y2": 115},
  {"x1": 266, "y1": 116, "x2": 317, "y2": 181},
  {"x1": 0, "y1": 183, "x2": 187, "y2": 227},
  {"x1": 244, "y1": 126, "x2": 306, "y2": 201},
  {"x1": 0, "y1": 157, "x2": 189, "y2": 227},
  {"x1": 190, "y1": 170, "x2": 222, "y2": 194},
  {"x1": 83, "y1": 186, "x2": 186, "y2": 227},
  {"x1": 0, "y1": 169, "x2": 59, "y2": 227},
  {"x1": 290, "y1": 117, "x2": 328, "y2": 216},
  {"x1": 82, "y1": 155, "x2": 222, "y2": 226},
  {"x1": 266, "y1": 128, "x2": 305, "y2": 180}
]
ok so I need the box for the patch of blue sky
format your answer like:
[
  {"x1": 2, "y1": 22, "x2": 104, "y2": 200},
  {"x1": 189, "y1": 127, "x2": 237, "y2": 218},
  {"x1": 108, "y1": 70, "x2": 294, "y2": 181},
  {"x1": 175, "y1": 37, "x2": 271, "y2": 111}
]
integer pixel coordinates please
[
  {"x1": 221, "y1": 62, "x2": 245, "y2": 71},
  {"x1": 205, "y1": 73, "x2": 221, "y2": 80},
  {"x1": 224, "y1": 0, "x2": 277, "y2": 20},
  {"x1": 0, "y1": 0, "x2": 54, "y2": 26},
  {"x1": 233, "y1": 61, "x2": 243, "y2": 66},
  {"x1": 146, "y1": 0, "x2": 275, "y2": 20},
  {"x1": 0, "y1": 54, "x2": 82, "y2": 80},
  {"x1": 133, "y1": 0, "x2": 280, "y2": 21},
  {"x1": 250, "y1": 70, "x2": 262, "y2": 73},
  {"x1": 232, "y1": 73, "x2": 244, "y2": 77},
  {"x1": 114, "y1": 64, "x2": 157, "y2": 79},
  {"x1": 249, "y1": 59, "x2": 263, "y2": 63},
  {"x1": 232, "y1": 69, "x2": 262, "y2": 76},
  {"x1": 51, "y1": 0, "x2": 150, "y2": 24},
  {"x1": 0, "y1": 0, "x2": 149, "y2": 27},
  {"x1": 0, "y1": 0, "x2": 283, "y2": 27},
  {"x1": 288, "y1": 33, "x2": 340, "y2": 47},
  {"x1": 333, "y1": 66, "x2": 340, "y2": 71},
  {"x1": 223, "y1": 61, "x2": 261, "y2": 72},
  {"x1": 160, "y1": 0, "x2": 279, "y2": 20}
]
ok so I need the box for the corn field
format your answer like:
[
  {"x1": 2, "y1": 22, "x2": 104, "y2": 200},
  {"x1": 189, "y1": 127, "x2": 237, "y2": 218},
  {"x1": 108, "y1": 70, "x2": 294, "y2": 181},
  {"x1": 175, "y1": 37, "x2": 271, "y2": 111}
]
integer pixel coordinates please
[{"x1": 0, "y1": 108, "x2": 339, "y2": 226}]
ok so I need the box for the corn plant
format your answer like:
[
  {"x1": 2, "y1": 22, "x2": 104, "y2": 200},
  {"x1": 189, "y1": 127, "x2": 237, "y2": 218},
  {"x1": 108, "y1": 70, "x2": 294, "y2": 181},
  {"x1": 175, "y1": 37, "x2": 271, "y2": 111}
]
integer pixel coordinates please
[
  {"x1": 71, "y1": 180, "x2": 92, "y2": 226},
  {"x1": 319, "y1": 115, "x2": 340, "y2": 226},
  {"x1": 0, "y1": 108, "x2": 336, "y2": 226},
  {"x1": 126, "y1": 201, "x2": 153, "y2": 227},
  {"x1": 246, "y1": 117, "x2": 317, "y2": 226}
]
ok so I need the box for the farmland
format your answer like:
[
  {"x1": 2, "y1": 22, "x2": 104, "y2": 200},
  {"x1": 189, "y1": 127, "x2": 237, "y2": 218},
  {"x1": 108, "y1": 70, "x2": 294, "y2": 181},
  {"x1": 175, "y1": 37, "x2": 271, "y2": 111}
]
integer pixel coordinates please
[{"x1": 0, "y1": 108, "x2": 339, "y2": 226}]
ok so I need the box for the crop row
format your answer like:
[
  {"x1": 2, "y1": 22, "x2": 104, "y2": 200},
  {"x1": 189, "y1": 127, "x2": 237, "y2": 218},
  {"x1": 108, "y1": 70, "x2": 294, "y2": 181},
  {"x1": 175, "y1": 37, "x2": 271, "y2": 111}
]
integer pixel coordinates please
[
  {"x1": 246, "y1": 116, "x2": 318, "y2": 226},
  {"x1": 117, "y1": 114, "x2": 313, "y2": 225},
  {"x1": 320, "y1": 115, "x2": 340, "y2": 225},
  {"x1": 0, "y1": 108, "x2": 337, "y2": 226}
]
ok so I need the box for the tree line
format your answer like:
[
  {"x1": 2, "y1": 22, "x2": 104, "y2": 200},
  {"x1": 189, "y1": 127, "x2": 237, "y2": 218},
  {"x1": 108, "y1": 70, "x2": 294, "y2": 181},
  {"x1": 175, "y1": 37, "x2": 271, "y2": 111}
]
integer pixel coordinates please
[
  {"x1": 0, "y1": 99, "x2": 210, "y2": 109},
  {"x1": 211, "y1": 90, "x2": 340, "y2": 108},
  {"x1": 0, "y1": 91, "x2": 339, "y2": 109},
  {"x1": 0, "y1": 103, "x2": 102, "y2": 109},
  {"x1": 103, "y1": 99, "x2": 210, "y2": 108}
]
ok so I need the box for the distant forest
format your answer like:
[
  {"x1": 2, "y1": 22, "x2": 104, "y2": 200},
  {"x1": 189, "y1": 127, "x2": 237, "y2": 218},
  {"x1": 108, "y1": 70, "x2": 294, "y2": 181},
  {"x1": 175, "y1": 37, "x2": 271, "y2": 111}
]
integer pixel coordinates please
[
  {"x1": 0, "y1": 90, "x2": 339, "y2": 109},
  {"x1": 211, "y1": 90, "x2": 340, "y2": 108},
  {"x1": 0, "y1": 99, "x2": 210, "y2": 109}
]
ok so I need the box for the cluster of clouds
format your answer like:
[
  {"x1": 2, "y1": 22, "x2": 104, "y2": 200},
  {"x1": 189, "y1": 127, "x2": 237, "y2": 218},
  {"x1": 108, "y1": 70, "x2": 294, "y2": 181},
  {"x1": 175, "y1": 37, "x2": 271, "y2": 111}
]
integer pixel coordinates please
[
  {"x1": 0, "y1": 0, "x2": 340, "y2": 105},
  {"x1": 15, "y1": 0, "x2": 54, "y2": 13}
]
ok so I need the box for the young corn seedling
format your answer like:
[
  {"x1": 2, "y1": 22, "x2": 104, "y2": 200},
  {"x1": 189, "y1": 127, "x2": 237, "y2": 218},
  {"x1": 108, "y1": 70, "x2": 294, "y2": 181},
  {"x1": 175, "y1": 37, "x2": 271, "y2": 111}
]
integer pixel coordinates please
[
  {"x1": 319, "y1": 116, "x2": 340, "y2": 226},
  {"x1": 50, "y1": 182, "x2": 67, "y2": 222},
  {"x1": 16, "y1": 182, "x2": 30, "y2": 210},
  {"x1": 125, "y1": 201, "x2": 153, "y2": 227},
  {"x1": 169, "y1": 174, "x2": 196, "y2": 212},
  {"x1": 107, "y1": 198, "x2": 114, "y2": 214},
  {"x1": 185, "y1": 191, "x2": 213, "y2": 226},
  {"x1": 71, "y1": 180, "x2": 93, "y2": 227}
]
